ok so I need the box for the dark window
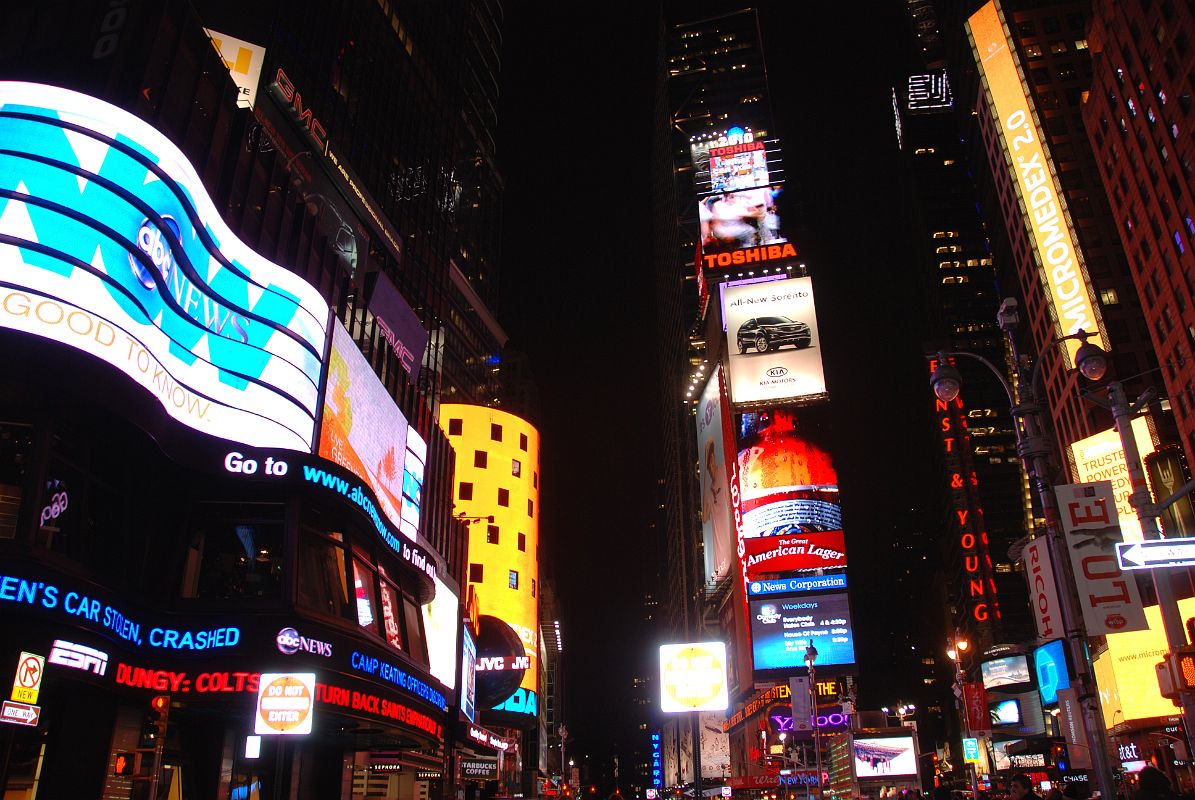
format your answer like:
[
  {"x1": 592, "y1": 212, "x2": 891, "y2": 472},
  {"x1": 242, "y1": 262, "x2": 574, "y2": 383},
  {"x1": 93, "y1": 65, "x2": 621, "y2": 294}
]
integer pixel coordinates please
[
  {"x1": 402, "y1": 593, "x2": 428, "y2": 663},
  {"x1": 519, "y1": 433, "x2": 528, "y2": 451},
  {"x1": 518, "y1": 532, "x2": 527, "y2": 552},
  {"x1": 527, "y1": 498, "x2": 535, "y2": 517},
  {"x1": 1043, "y1": 16, "x2": 1060, "y2": 34},
  {"x1": 0, "y1": 422, "x2": 32, "y2": 540},
  {"x1": 1017, "y1": 20, "x2": 1037, "y2": 37},
  {"x1": 296, "y1": 530, "x2": 349, "y2": 616},
  {"x1": 448, "y1": 418, "x2": 463, "y2": 436},
  {"x1": 352, "y1": 554, "x2": 379, "y2": 634},
  {"x1": 474, "y1": 450, "x2": 488, "y2": 468},
  {"x1": 491, "y1": 423, "x2": 503, "y2": 441},
  {"x1": 469, "y1": 563, "x2": 483, "y2": 582},
  {"x1": 487, "y1": 524, "x2": 499, "y2": 544},
  {"x1": 498, "y1": 488, "x2": 510, "y2": 506},
  {"x1": 184, "y1": 502, "x2": 284, "y2": 599},
  {"x1": 460, "y1": 482, "x2": 474, "y2": 500},
  {"x1": 534, "y1": 472, "x2": 539, "y2": 489}
]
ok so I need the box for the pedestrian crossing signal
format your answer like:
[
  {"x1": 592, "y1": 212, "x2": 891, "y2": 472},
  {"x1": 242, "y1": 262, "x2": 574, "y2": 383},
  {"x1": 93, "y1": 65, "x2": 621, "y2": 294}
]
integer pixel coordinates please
[{"x1": 113, "y1": 752, "x2": 134, "y2": 776}]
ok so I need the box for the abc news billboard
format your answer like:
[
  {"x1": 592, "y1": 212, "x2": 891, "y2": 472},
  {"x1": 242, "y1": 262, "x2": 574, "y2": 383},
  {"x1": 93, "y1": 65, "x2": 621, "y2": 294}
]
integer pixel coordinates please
[
  {"x1": 0, "y1": 82, "x2": 330, "y2": 451},
  {"x1": 725, "y1": 277, "x2": 826, "y2": 405}
]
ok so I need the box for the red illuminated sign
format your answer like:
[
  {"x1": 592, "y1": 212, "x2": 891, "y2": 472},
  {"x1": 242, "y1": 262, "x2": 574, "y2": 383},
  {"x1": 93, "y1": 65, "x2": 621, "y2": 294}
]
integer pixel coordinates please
[
  {"x1": 928, "y1": 357, "x2": 1000, "y2": 626},
  {"x1": 742, "y1": 531, "x2": 846, "y2": 576},
  {"x1": 963, "y1": 682, "x2": 991, "y2": 734},
  {"x1": 272, "y1": 68, "x2": 328, "y2": 154},
  {"x1": 113, "y1": 662, "x2": 442, "y2": 739},
  {"x1": 701, "y1": 242, "x2": 797, "y2": 271}
]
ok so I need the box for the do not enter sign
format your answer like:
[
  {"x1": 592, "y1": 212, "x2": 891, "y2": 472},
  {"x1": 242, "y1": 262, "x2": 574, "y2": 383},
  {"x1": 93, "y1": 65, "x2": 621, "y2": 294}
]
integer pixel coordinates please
[{"x1": 255, "y1": 673, "x2": 315, "y2": 735}]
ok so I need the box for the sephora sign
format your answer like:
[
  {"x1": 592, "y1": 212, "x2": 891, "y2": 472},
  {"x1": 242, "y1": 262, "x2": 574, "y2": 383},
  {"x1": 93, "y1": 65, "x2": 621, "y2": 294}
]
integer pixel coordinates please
[{"x1": 0, "y1": 82, "x2": 330, "y2": 451}]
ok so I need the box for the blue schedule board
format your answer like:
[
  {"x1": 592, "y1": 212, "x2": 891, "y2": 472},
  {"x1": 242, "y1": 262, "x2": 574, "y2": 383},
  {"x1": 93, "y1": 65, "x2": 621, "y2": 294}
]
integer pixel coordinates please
[{"x1": 750, "y1": 591, "x2": 855, "y2": 671}]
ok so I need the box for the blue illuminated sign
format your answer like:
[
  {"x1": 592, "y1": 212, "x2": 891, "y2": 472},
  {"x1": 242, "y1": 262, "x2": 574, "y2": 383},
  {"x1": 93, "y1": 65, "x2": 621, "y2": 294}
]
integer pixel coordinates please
[
  {"x1": 0, "y1": 82, "x2": 329, "y2": 451},
  {"x1": 748, "y1": 574, "x2": 847, "y2": 596},
  {"x1": 0, "y1": 573, "x2": 240, "y2": 651},
  {"x1": 1033, "y1": 639, "x2": 1071, "y2": 705},
  {"x1": 651, "y1": 732, "x2": 663, "y2": 788},
  {"x1": 749, "y1": 592, "x2": 855, "y2": 671},
  {"x1": 350, "y1": 650, "x2": 447, "y2": 711},
  {"x1": 493, "y1": 687, "x2": 537, "y2": 716}
]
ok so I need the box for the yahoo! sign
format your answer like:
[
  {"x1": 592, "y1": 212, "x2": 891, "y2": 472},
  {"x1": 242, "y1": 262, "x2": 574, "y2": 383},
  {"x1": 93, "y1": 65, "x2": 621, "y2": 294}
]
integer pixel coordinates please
[{"x1": 770, "y1": 704, "x2": 851, "y2": 734}]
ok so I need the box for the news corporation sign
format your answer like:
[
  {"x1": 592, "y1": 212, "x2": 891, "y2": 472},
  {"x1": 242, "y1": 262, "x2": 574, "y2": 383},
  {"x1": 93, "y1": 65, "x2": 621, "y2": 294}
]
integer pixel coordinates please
[{"x1": 0, "y1": 82, "x2": 330, "y2": 451}]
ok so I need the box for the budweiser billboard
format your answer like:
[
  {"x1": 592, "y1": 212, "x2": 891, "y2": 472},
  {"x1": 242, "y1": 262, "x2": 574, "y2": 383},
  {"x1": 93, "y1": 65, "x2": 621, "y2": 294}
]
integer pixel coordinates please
[{"x1": 743, "y1": 531, "x2": 846, "y2": 577}]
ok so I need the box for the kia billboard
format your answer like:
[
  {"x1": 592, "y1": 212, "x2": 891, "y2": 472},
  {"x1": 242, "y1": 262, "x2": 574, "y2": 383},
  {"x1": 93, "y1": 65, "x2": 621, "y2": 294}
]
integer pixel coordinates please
[
  {"x1": 725, "y1": 277, "x2": 827, "y2": 405},
  {"x1": 0, "y1": 82, "x2": 329, "y2": 451},
  {"x1": 743, "y1": 531, "x2": 846, "y2": 578},
  {"x1": 736, "y1": 406, "x2": 840, "y2": 538},
  {"x1": 750, "y1": 591, "x2": 855, "y2": 672},
  {"x1": 697, "y1": 371, "x2": 737, "y2": 585}
]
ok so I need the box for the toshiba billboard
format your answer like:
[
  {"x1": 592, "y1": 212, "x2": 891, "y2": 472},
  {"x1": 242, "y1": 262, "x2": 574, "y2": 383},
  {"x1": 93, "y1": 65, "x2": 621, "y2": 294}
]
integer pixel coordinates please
[{"x1": 967, "y1": 1, "x2": 1106, "y2": 365}]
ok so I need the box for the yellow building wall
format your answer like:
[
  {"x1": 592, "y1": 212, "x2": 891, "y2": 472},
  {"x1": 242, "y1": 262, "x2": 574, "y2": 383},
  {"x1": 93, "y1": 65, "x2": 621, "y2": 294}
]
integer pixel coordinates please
[{"x1": 440, "y1": 404, "x2": 540, "y2": 701}]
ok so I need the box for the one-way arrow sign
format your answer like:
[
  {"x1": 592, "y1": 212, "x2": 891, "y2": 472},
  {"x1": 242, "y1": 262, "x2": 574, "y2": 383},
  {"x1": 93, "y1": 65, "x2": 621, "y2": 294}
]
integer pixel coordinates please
[{"x1": 1116, "y1": 537, "x2": 1195, "y2": 570}]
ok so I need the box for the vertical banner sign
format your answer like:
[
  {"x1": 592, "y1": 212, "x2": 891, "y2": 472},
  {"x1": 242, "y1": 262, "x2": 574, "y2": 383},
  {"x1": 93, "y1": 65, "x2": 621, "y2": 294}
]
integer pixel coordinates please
[
  {"x1": 929, "y1": 357, "x2": 1000, "y2": 628},
  {"x1": 1056, "y1": 482, "x2": 1148, "y2": 634},
  {"x1": 966, "y1": 0, "x2": 1106, "y2": 365},
  {"x1": 1022, "y1": 538, "x2": 1063, "y2": 641},
  {"x1": 696, "y1": 370, "x2": 737, "y2": 586},
  {"x1": 1056, "y1": 688, "x2": 1093, "y2": 769},
  {"x1": 963, "y1": 682, "x2": 991, "y2": 734},
  {"x1": 789, "y1": 677, "x2": 812, "y2": 733}
]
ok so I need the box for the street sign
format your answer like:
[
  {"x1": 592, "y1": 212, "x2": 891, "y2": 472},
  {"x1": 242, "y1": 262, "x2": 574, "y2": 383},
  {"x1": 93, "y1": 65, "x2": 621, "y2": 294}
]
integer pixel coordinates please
[
  {"x1": 1116, "y1": 537, "x2": 1195, "y2": 570},
  {"x1": 11, "y1": 652, "x2": 45, "y2": 704},
  {"x1": 254, "y1": 672, "x2": 315, "y2": 735},
  {"x1": 962, "y1": 738, "x2": 980, "y2": 763},
  {"x1": 0, "y1": 699, "x2": 40, "y2": 726}
]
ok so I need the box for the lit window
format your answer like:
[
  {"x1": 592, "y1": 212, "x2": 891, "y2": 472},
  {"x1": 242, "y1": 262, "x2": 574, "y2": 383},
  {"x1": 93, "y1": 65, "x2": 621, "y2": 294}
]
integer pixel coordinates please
[
  {"x1": 1025, "y1": 44, "x2": 1044, "y2": 58},
  {"x1": 1099, "y1": 288, "x2": 1120, "y2": 305},
  {"x1": 512, "y1": 459, "x2": 522, "y2": 477},
  {"x1": 1050, "y1": 41, "x2": 1068, "y2": 54},
  {"x1": 508, "y1": 570, "x2": 519, "y2": 590},
  {"x1": 1075, "y1": 39, "x2": 1089, "y2": 50}
]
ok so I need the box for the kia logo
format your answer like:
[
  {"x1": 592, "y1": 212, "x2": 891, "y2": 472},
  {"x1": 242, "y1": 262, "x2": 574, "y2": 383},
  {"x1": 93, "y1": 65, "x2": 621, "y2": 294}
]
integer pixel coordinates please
[
  {"x1": 1106, "y1": 614, "x2": 1127, "y2": 629},
  {"x1": 766, "y1": 367, "x2": 788, "y2": 377}
]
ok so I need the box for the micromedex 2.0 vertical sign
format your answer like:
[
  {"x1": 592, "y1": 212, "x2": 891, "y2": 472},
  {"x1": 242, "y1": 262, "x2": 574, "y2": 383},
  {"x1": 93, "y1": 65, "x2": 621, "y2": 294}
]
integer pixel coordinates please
[
  {"x1": 0, "y1": 82, "x2": 329, "y2": 451},
  {"x1": 966, "y1": 1, "x2": 1106, "y2": 365}
]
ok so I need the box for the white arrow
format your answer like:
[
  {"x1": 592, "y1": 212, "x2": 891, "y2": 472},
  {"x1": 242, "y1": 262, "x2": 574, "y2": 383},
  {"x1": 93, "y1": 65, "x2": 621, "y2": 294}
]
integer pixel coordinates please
[{"x1": 1116, "y1": 538, "x2": 1195, "y2": 570}]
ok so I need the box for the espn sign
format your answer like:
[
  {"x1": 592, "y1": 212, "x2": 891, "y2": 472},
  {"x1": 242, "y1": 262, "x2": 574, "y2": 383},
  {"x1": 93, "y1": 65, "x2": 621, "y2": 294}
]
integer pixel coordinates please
[{"x1": 48, "y1": 640, "x2": 109, "y2": 676}]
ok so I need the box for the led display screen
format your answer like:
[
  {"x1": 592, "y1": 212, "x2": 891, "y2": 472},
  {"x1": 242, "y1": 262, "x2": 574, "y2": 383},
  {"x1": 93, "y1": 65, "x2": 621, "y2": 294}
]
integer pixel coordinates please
[
  {"x1": 709, "y1": 141, "x2": 770, "y2": 193},
  {"x1": 981, "y1": 655, "x2": 1031, "y2": 689},
  {"x1": 748, "y1": 574, "x2": 847, "y2": 597},
  {"x1": 725, "y1": 277, "x2": 827, "y2": 405},
  {"x1": 697, "y1": 371, "x2": 737, "y2": 585},
  {"x1": 319, "y1": 323, "x2": 410, "y2": 536},
  {"x1": 1068, "y1": 417, "x2": 1155, "y2": 543},
  {"x1": 1033, "y1": 639, "x2": 1071, "y2": 705},
  {"x1": 749, "y1": 592, "x2": 855, "y2": 671},
  {"x1": 421, "y1": 576, "x2": 459, "y2": 691},
  {"x1": 1093, "y1": 596, "x2": 1195, "y2": 725},
  {"x1": 0, "y1": 82, "x2": 329, "y2": 451},
  {"x1": 852, "y1": 736, "x2": 917, "y2": 778},
  {"x1": 990, "y1": 699, "x2": 1022, "y2": 725},
  {"x1": 461, "y1": 627, "x2": 477, "y2": 722},
  {"x1": 736, "y1": 406, "x2": 839, "y2": 538},
  {"x1": 699, "y1": 186, "x2": 785, "y2": 256},
  {"x1": 967, "y1": 1, "x2": 1106, "y2": 365},
  {"x1": 742, "y1": 531, "x2": 846, "y2": 577},
  {"x1": 439, "y1": 406, "x2": 540, "y2": 715}
]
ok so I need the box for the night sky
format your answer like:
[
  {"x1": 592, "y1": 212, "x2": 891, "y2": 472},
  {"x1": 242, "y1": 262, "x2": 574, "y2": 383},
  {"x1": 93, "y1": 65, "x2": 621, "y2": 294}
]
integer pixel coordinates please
[{"x1": 496, "y1": 1, "x2": 942, "y2": 776}]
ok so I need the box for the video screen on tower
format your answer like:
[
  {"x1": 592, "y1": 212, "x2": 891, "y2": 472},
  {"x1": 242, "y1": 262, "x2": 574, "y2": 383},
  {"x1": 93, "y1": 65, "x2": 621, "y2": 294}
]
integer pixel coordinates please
[
  {"x1": 699, "y1": 186, "x2": 786, "y2": 256},
  {"x1": 709, "y1": 141, "x2": 771, "y2": 193},
  {"x1": 736, "y1": 406, "x2": 840, "y2": 539},
  {"x1": 725, "y1": 277, "x2": 827, "y2": 404},
  {"x1": 749, "y1": 591, "x2": 855, "y2": 671},
  {"x1": 853, "y1": 736, "x2": 917, "y2": 778}
]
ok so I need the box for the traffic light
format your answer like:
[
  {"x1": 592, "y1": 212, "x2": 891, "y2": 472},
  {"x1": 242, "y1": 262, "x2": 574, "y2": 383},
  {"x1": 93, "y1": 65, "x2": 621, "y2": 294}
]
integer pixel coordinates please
[
  {"x1": 113, "y1": 752, "x2": 134, "y2": 776},
  {"x1": 1157, "y1": 647, "x2": 1195, "y2": 701},
  {"x1": 148, "y1": 694, "x2": 170, "y2": 736}
]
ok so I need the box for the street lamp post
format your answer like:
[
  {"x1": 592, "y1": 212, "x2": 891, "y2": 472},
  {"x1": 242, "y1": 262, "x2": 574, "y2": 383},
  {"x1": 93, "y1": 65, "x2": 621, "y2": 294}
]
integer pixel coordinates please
[
  {"x1": 947, "y1": 637, "x2": 979, "y2": 797},
  {"x1": 928, "y1": 303, "x2": 1120, "y2": 800},
  {"x1": 805, "y1": 646, "x2": 822, "y2": 800}
]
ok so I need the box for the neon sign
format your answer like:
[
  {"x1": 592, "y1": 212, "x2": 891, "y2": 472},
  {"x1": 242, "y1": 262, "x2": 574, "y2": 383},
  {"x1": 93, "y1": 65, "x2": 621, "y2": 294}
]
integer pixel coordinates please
[
  {"x1": 929, "y1": 357, "x2": 1000, "y2": 625},
  {"x1": 350, "y1": 651, "x2": 447, "y2": 711},
  {"x1": 48, "y1": 639, "x2": 108, "y2": 676}
]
